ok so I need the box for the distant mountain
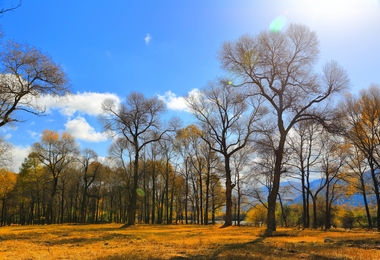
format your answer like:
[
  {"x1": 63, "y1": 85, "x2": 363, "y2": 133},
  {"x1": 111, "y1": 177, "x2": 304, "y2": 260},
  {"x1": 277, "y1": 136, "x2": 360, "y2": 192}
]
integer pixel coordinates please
[{"x1": 278, "y1": 179, "x2": 375, "y2": 207}]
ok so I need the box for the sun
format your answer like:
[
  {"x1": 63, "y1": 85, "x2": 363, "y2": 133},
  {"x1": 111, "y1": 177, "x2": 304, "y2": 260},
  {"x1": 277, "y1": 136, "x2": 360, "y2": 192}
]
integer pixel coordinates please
[{"x1": 276, "y1": 0, "x2": 380, "y2": 33}]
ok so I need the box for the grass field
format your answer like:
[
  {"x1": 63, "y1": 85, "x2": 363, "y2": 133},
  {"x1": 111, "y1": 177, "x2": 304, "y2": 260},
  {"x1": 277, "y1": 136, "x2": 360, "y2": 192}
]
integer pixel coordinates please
[{"x1": 0, "y1": 224, "x2": 380, "y2": 259}]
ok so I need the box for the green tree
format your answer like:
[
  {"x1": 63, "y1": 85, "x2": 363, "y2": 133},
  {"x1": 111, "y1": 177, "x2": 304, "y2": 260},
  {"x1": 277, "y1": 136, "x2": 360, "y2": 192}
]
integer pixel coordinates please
[{"x1": 17, "y1": 153, "x2": 47, "y2": 224}]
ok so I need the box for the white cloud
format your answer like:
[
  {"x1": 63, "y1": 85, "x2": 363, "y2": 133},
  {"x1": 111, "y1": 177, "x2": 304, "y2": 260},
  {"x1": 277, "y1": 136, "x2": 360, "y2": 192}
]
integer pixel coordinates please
[
  {"x1": 145, "y1": 33, "x2": 152, "y2": 45},
  {"x1": 157, "y1": 89, "x2": 201, "y2": 112},
  {"x1": 64, "y1": 116, "x2": 108, "y2": 142},
  {"x1": 36, "y1": 92, "x2": 121, "y2": 117},
  {"x1": 11, "y1": 145, "x2": 30, "y2": 173},
  {"x1": 1, "y1": 126, "x2": 14, "y2": 139},
  {"x1": 28, "y1": 130, "x2": 40, "y2": 141},
  {"x1": 158, "y1": 91, "x2": 188, "y2": 111}
]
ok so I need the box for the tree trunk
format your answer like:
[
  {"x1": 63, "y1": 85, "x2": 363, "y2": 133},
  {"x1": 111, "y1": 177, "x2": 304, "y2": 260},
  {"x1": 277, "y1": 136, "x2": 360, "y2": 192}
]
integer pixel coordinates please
[
  {"x1": 185, "y1": 174, "x2": 189, "y2": 224},
  {"x1": 222, "y1": 156, "x2": 233, "y2": 228},
  {"x1": 306, "y1": 177, "x2": 311, "y2": 228},
  {"x1": 152, "y1": 173, "x2": 156, "y2": 224},
  {"x1": 301, "y1": 172, "x2": 307, "y2": 229},
  {"x1": 265, "y1": 136, "x2": 285, "y2": 235},
  {"x1": 61, "y1": 187, "x2": 65, "y2": 224},
  {"x1": 325, "y1": 180, "x2": 331, "y2": 229},
  {"x1": 127, "y1": 152, "x2": 139, "y2": 225},
  {"x1": 237, "y1": 174, "x2": 241, "y2": 226},
  {"x1": 169, "y1": 177, "x2": 175, "y2": 224},
  {"x1": 312, "y1": 197, "x2": 318, "y2": 229},
  {"x1": 204, "y1": 167, "x2": 210, "y2": 225},
  {"x1": 143, "y1": 172, "x2": 148, "y2": 223},
  {"x1": 278, "y1": 193, "x2": 288, "y2": 227},
  {"x1": 81, "y1": 185, "x2": 88, "y2": 223},
  {"x1": 1, "y1": 198, "x2": 6, "y2": 226},
  {"x1": 165, "y1": 162, "x2": 170, "y2": 224},
  {"x1": 266, "y1": 163, "x2": 280, "y2": 235},
  {"x1": 199, "y1": 168, "x2": 203, "y2": 225},
  {"x1": 369, "y1": 163, "x2": 380, "y2": 231},
  {"x1": 151, "y1": 166, "x2": 156, "y2": 224},
  {"x1": 159, "y1": 188, "x2": 165, "y2": 224},
  {"x1": 361, "y1": 184, "x2": 372, "y2": 228}
]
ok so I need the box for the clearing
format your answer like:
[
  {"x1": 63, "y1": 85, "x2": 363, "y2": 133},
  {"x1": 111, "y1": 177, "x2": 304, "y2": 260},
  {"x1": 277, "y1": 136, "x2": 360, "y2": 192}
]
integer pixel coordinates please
[{"x1": 0, "y1": 224, "x2": 379, "y2": 259}]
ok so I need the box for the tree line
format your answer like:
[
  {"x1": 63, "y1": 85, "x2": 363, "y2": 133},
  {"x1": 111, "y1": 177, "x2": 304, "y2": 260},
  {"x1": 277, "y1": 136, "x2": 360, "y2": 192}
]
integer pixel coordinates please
[{"x1": 1, "y1": 22, "x2": 380, "y2": 235}]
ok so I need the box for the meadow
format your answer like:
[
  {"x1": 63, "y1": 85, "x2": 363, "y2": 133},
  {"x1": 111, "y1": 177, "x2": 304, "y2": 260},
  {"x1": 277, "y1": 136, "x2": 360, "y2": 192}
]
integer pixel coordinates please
[{"x1": 0, "y1": 224, "x2": 379, "y2": 259}]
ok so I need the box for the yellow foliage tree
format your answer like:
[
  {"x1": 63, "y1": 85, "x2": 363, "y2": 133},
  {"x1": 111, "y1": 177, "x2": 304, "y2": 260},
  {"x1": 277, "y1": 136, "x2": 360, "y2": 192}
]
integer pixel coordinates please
[
  {"x1": 245, "y1": 204, "x2": 267, "y2": 226},
  {"x1": 0, "y1": 168, "x2": 17, "y2": 226}
]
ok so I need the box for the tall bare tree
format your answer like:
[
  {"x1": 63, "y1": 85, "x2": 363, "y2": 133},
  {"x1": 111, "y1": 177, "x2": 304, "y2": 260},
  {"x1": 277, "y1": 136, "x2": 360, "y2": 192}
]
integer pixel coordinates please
[
  {"x1": 219, "y1": 23, "x2": 349, "y2": 234},
  {"x1": 174, "y1": 124, "x2": 203, "y2": 224},
  {"x1": 186, "y1": 80, "x2": 264, "y2": 227},
  {"x1": 231, "y1": 145, "x2": 254, "y2": 226},
  {"x1": 77, "y1": 148, "x2": 102, "y2": 223},
  {"x1": 0, "y1": 135, "x2": 13, "y2": 169},
  {"x1": 100, "y1": 92, "x2": 175, "y2": 225},
  {"x1": 31, "y1": 130, "x2": 79, "y2": 224},
  {"x1": 287, "y1": 121, "x2": 323, "y2": 229},
  {"x1": 0, "y1": 41, "x2": 69, "y2": 127},
  {"x1": 344, "y1": 144, "x2": 372, "y2": 228},
  {"x1": 320, "y1": 134, "x2": 347, "y2": 229}
]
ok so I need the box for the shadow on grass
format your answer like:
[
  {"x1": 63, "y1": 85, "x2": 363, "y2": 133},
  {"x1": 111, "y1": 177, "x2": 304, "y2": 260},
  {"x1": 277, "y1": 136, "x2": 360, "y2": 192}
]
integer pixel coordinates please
[
  {"x1": 120, "y1": 223, "x2": 136, "y2": 228},
  {"x1": 33, "y1": 233, "x2": 137, "y2": 246},
  {"x1": 206, "y1": 236, "x2": 267, "y2": 260}
]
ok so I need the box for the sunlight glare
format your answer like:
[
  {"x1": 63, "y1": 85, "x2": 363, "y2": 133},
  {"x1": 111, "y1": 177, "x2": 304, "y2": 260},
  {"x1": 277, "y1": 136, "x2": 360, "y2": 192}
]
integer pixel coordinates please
[
  {"x1": 270, "y1": 15, "x2": 287, "y2": 32},
  {"x1": 285, "y1": 0, "x2": 380, "y2": 34}
]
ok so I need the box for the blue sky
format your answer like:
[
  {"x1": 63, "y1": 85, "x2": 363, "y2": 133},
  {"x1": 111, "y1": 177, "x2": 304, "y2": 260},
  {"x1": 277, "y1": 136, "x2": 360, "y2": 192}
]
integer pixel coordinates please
[{"x1": 1, "y1": 0, "x2": 380, "y2": 171}]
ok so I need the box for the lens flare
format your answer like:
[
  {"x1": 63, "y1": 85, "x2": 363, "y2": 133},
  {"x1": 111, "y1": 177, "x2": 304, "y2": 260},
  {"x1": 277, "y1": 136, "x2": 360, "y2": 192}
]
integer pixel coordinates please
[
  {"x1": 136, "y1": 188, "x2": 145, "y2": 197},
  {"x1": 270, "y1": 15, "x2": 287, "y2": 32}
]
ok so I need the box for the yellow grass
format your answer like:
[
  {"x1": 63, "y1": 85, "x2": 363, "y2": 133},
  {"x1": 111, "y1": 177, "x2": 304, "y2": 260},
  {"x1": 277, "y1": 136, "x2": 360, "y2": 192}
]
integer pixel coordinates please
[{"x1": 0, "y1": 224, "x2": 380, "y2": 259}]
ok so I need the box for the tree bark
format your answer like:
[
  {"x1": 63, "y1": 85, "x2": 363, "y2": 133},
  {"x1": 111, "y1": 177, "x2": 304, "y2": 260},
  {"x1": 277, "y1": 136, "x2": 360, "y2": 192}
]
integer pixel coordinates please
[
  {"x1": 265, "y1": 144, "x2": 284, "y2": 235},
  {"x1": 127, "y1": 152, "x2": 139, "y2": 225},
  {"x1": 204, "y1": 168, "x2": 210, "y2": 225},
  {"x1": 222, "y1": 156, "x2": 234, "y2": 228}
]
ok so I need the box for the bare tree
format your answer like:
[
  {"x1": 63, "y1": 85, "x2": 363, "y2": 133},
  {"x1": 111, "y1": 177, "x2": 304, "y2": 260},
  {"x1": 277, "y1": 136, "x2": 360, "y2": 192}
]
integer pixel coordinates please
[
  {"x1": 186, "y1": 80, "x2": 264, "y2": 227},
  {"x1": 320, "y1": 134, "x2": 347, "y2": 229},
  {"x1": 174, "y1": 124, "x2": 204, "y2": 224},
  {"x1": 31, "y1": 130, "x2": 79, "y2": 224},
  {"x1": 231, "y1": 145, "x2": 255, "y2": 226},
  {"x1": 287, "y1": 121, "x2": 323, "y2": 229},
  {"x1": 0, "y1": 0, "x2": 22, "y2": 15},
  {"x1": 0, "y1": 135, "x2": 13, "y2": 169},
  {"x1": 100, "y1": 92, "x2": 175, "y2": 225},
  {"x1": 78, "y1": 148, "x2": 102, "y2": 223},
  {"x1": 219, "y1": 23, "x2": 349, "y2": 235},
  {"x1": 344, "y1": 144, "x2": 372, "y2": 228},
  {"x1": 0, "y1": 41, "x2": 69, "y2": 127}
]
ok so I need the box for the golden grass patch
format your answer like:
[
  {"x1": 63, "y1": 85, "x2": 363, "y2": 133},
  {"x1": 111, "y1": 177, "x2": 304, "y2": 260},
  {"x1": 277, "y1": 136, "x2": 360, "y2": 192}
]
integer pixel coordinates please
[{"x1": 0, "y1": 224, "x2": 379, "y2": 259}]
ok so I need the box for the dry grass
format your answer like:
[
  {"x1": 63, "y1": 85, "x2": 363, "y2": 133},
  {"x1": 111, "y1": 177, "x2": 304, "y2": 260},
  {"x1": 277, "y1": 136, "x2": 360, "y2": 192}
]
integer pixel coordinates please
[{"x1": 0, "y1": 224, "x2": 380, "y2": 259}]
